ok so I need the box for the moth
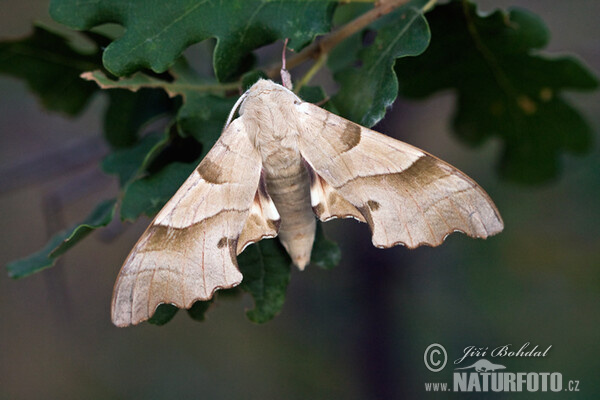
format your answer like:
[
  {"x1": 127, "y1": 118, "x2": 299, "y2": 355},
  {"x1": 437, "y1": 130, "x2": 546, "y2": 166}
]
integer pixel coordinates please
[{"x1": 112, "y1": 79, "x2": 503, "y2": 327}]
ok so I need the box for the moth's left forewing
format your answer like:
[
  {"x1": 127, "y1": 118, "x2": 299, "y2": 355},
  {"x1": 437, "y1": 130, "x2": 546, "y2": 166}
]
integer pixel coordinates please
[
  {"x1": 112, "y1": 119, "x2": 279, "y2": 327},
  {"x1": 295, "y1": 102, "x2": 503, "y2": 249}
]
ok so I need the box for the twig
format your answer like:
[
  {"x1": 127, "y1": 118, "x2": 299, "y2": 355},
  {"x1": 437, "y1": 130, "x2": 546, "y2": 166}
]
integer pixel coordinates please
[
  {"x1": 266, "y1": 0, "x2": 412, "y2": 79},
  {"x1": 294, "y1": 53, "x2": 328, "y2": 93}
]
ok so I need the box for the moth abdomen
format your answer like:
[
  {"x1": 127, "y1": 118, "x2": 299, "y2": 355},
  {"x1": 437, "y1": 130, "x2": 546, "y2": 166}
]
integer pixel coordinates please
[{"x1": 265, "y1": 162, "x2": 315, "y2": 269}]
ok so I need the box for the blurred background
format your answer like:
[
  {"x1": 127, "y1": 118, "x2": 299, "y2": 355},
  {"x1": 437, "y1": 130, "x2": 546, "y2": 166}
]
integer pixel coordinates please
[{"x1": 0, "y1": 0, "x2": 598, "y2": 399}]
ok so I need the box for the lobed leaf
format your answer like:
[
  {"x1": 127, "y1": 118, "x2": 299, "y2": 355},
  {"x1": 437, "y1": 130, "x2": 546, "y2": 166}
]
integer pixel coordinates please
[
  {"x1": 186, "y1": 300, "x2": 214, "y2": 322},
  {"x1": 0, "y1": 26, "x2": 174, "y2": 146},
  {"x1": 0, "y1": 26, "x2": 100, "y2": 115},
  {"x1": 101, "y1": 132, "x2": 170, "y2": 186},
  {"x1": 332, "y1": 2, "x2": 431, "y2": 127},
  {"x1": 7, "y1": 199, "x2": 117, "y2": 278},
  {"x1": 148, "y1": 304, "x2": 179, "y2": 326},
  {"x1": 238, "y1": 240, "x2": 291, "y2": 324},
  {"x1": 310, "y1": 223, "x2": 341, "y2": 271},
  {"x1": 104, "y1": 89, "x2": 173, "y2": 148},
  {"x1": 50, "y1": 0, "x2": 336, "y2": 81},
  {"x1": 327, "y1": 3, "x2": 371, "y2": 75},
  {"x1": 395, "y1": 0, "x2": 599, "y2": 183},
  {"x1": 120, "y1": 161, "x2": 197, "y2": 221},
  {"x1": 83, "y1": 60, "x2": 237, "y2": 155}
]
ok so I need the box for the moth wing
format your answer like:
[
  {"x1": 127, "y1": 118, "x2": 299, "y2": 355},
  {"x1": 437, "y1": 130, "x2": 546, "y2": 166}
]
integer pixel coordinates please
[
  {"x1": 112, "y1": 119, "x2": 279, "y2": 327},
  {"x1": 296, "y1": 102, "x2": 503, "y2": 249}
]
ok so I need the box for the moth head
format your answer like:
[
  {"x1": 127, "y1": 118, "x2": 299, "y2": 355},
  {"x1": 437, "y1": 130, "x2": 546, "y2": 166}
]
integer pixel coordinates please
[
  {"x1": 247, "y1": 79, "x2": 286, "y2": 95},
  {"x1": 245, "y1": 79, "x2": 300, "y2": 104},
  {"x1": 236, "y1": 79, "x2": 301, "y2": 126}
]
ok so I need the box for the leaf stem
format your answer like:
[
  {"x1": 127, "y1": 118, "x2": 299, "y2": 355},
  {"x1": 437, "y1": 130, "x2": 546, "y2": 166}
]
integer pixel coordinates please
[
  {"x1": 293, "y1": 53, "x2": 328, "y2": 93},
  {"x1": 81, "y1": 71, "x2": 240, "y2": 96},
  {"x1": 422, "y1": 0, "x2": 437, "y2": 12}
]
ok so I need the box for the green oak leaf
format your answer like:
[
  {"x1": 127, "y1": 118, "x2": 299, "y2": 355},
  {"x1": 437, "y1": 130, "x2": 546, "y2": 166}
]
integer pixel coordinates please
[
  {"x1": 310, "y1": 223, "x2": 341, "y2": 270},
  {"x1": 176, "y1": 94, "x2": 236, "y2": 156},
  {"x1": 186, "y1": 300, "x2": 214, "y2": 322},
  {"x1": 149, "y1": 300, "x2": 212, "y2": 325},
  {"x1": 298, "y1": 84, "x2": 341, "y2": 114},
  {"x1": 332, "y1": 4, "x2": 431, "y2": 127},
  {"x1": 238, "y1": 239, "x2": 291, "y2": 324},
  {"x1": 0, "y1": 26, "x2": 173, "y2": 145},
  {"x1": 83, "y1": 59, "x2": 236, "y2": 155},
  {"x1": 148, "y1": 304, "x2": 179, "y2": 326},
  {"x1": 120, "y1": 161, "x2": 197, "y2": 221},
  {"x1": 101, "y1": 132, "x2": 170, "y2": 186},
  {"x1": 394, "y1": 0, "x2": 599, "y2": 183},
  {"x1": 298, "y1": 85, "x2": 327, "y2": 104},
  {"x1": 7, "y1": 199, "x2": 117, "y2": 278},
  {"x1": 104, "y1": 89, "x2": 173, "y2": 148},
  {"x1": 171, "y1": 60, "x2": 238, "y2": 154},
  {"x1": 50, "y1": 0, "x2": 336, "y2": 81},
  {"x1": 327, "y1": 2, "x2": 372, "y2": 74},
  {"x1": 0, "y1": 26, "x2": 100, "y2": 115}
]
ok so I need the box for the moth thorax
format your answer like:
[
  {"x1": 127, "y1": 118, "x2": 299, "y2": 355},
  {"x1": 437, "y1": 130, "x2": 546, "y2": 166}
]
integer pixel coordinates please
[{"x1": 261, "y1": 145, "x2": 302, "y2": 177}]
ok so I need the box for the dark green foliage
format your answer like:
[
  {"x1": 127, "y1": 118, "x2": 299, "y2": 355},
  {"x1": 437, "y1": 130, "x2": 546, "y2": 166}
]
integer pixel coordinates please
[
  {"x1": 332, "y1": 4, "x2": 431, "y2": 126},
  {"x1": 2, "y1": 0, "x2": 597, "y2": 324},
  {"x1": 101, "y1": 132, "x2": 170, "y2": 186},
  {"x1": 7, "y1": 199, "x2": 116, "y2": 278},
  {"x1": 176, "y1": 94, "x2": 237, "y2": 156},
  {"x1": 50, "y1": 0, "x2": 336, "y2": 81},
  {"x1": 148, "y1": 304, "x2": 179, "y2": 326},
  {"x1": 395, "y1": 0, "x2": 599, "y2": 183},
  {"x1": 0, "y1": 26, "x2": 100, "y2": 114},
  {"x1": 311, "y1": 223, "x2": 341, "y2": 271},
  {"x1": 104, "y1": 89, "x2": 173, "y2": 148},
  {"x1": 120, "y1": 161, "x2": 197, "y2": 221},
  {"x1": 187, "y1": 300, "x2": 213, "y2": 322},
  {"x1": 238, "y1": 240, "x2": 292, "y2": 323}
]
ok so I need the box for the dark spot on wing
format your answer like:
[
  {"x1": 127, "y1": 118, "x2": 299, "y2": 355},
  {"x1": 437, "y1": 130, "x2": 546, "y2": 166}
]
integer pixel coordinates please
[
  {"x1": 340, "y1": 121, "x2": 361, "y2": 151},
  {"x1": 313, "y1": 203, "x2": 325, "y2": 216},
  {"x1": 197, "y1": 158, "x2": 226, "y2": 184},
  {"x1": 267, "y1": 219, "x2": 280, "y2": 231},
  {"x1": 388, "y1": 156, "x2": 447, "y2": 187},
  {"x1": 367, "y1": 200, "x2": 380, "y2": 211}
]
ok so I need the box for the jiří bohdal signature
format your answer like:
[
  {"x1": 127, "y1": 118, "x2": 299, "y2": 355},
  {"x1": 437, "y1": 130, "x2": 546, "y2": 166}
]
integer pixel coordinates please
[{"x1": 454, "y1": 342, "x2": 552, "y2": 365}]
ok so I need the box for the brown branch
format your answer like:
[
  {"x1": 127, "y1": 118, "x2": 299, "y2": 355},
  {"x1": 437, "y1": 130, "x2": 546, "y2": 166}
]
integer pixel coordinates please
[{"x1": 266, "y1": 0, "x2": 412, "y2": 79}]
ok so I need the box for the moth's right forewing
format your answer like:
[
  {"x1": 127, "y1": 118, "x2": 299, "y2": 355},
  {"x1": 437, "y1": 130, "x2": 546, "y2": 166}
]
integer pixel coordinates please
[
  {"x1": 111, "y1": 119, "x2": 276, "y2": 327},
  {"x1": 296, "y1": 102, "x2": 503, "y2": 249}
]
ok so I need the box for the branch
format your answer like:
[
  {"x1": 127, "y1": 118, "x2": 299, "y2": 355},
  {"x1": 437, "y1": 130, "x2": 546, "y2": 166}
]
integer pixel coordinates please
[{"x1": 266, "y1": 0, "x2": 413, "y2": 79}]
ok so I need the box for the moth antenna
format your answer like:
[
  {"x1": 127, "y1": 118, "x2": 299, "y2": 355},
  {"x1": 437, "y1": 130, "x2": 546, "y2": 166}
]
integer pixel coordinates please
[
  {"x1": 225, "y1": 91, "x2": 248, "y2": 127},
  {"x1": 281, "y1": 38, "x2": 293, "y2": 90}
]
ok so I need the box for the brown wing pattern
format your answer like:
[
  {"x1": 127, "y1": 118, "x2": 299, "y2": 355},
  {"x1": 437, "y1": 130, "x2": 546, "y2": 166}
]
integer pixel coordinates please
[
  {"x1": 111, "y1": 119, "x2": 279, "y2": 326},
  {"x1": 296, "y1": 102, "x2": 503, "y2": 249}
]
